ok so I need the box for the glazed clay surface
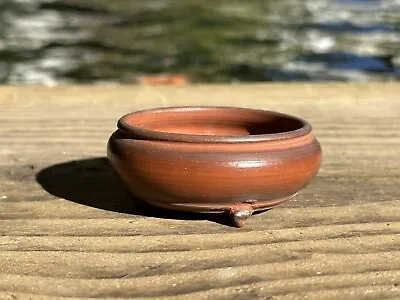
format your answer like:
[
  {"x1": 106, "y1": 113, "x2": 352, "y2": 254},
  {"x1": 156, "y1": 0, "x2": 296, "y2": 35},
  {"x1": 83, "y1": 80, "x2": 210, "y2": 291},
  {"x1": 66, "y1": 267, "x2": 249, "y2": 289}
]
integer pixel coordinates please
[{"x1": 108, "y1": 107, "x2": 322, "y2": 227}]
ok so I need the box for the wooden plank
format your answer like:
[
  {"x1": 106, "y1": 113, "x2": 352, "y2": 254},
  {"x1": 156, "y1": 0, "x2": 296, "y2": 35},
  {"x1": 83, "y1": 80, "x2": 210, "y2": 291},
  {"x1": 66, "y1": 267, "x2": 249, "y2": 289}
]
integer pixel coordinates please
[{"x1": 0, "y1": 83, "x2": 399, "y2": 299}]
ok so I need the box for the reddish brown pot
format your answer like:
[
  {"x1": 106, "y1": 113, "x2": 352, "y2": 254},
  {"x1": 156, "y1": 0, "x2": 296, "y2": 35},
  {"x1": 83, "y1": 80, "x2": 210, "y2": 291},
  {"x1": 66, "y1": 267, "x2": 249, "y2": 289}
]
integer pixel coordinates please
[{"x1": 107, "y1": 107, "x2": 322, "y2": 227}]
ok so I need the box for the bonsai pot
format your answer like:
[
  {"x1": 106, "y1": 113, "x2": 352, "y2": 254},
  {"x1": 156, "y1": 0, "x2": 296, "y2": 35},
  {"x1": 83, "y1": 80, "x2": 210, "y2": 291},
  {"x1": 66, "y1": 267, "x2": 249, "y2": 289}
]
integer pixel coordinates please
[{"x1": 107, "y1": 106, "x2": 322, "y2": 227}]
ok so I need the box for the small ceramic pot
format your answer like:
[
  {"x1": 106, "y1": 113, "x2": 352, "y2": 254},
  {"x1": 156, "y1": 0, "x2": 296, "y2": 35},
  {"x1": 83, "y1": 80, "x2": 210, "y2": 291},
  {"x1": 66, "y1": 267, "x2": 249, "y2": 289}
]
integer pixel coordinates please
[{"x1": 107, "y1": 106, "x2": 322, "y2": 227}]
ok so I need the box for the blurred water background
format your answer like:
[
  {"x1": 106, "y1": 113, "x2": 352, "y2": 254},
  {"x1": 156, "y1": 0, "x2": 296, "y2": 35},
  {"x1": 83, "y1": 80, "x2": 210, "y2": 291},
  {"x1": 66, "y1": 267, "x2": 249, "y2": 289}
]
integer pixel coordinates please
[{"x1": 0, "y1": 0, "x2": 399, "y2": 85}]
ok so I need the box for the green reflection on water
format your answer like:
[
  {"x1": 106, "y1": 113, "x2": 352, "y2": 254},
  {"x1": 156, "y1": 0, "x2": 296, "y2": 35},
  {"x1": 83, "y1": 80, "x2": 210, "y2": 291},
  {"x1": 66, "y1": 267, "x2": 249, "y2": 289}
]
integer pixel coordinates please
[{"x1": 64, "y1": 0, "x2": 284, "y2": 82}]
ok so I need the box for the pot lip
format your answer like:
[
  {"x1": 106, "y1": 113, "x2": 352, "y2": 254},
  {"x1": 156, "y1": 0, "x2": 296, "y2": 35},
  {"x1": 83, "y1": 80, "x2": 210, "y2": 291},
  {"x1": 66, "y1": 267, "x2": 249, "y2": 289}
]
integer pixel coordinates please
[{"x1": 117, "y1": 106, "x2": 312, "y2": 143}]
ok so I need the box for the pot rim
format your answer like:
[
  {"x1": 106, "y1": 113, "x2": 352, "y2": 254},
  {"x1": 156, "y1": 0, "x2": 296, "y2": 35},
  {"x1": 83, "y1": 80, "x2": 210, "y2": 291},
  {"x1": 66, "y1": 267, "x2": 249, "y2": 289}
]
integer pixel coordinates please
[{"x1": 117, "y1": 106, "x2": 312, "y2": 143}]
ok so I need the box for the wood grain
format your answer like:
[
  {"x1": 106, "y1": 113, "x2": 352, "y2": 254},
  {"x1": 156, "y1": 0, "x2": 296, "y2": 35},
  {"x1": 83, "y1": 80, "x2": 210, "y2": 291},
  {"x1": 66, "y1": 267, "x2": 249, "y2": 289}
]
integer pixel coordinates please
[{"x1": 0, "y1": 83, "x2": 399, "y2": 299}]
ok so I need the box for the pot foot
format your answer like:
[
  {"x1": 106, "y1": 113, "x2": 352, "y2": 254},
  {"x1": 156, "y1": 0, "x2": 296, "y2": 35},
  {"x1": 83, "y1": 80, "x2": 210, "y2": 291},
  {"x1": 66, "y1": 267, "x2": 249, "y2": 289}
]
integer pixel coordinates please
[{"x1": 228, "y1": 205, "x2": 254, "y2": 228}]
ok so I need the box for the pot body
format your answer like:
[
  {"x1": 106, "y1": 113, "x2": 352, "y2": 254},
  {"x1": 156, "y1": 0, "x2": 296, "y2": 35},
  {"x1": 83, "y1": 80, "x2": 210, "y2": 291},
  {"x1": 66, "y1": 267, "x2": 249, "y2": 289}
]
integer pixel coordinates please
[{"x1": 107, "y1": 130, "x2": 322, "y2": 213}]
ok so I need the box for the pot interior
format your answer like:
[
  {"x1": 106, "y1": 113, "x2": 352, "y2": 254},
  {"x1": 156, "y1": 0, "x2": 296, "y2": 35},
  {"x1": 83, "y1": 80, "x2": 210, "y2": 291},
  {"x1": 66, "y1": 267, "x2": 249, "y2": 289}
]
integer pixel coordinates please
[{"x1": 124, "y1": 107, "x2": 305, "y2": 137}]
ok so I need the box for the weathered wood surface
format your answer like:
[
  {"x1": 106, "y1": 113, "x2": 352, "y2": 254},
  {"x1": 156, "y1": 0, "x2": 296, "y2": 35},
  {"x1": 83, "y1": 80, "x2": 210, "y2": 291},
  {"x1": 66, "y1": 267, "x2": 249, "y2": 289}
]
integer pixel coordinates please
[{"x1": 0, "y1": 83, "x2": 399, "y2": 300}]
